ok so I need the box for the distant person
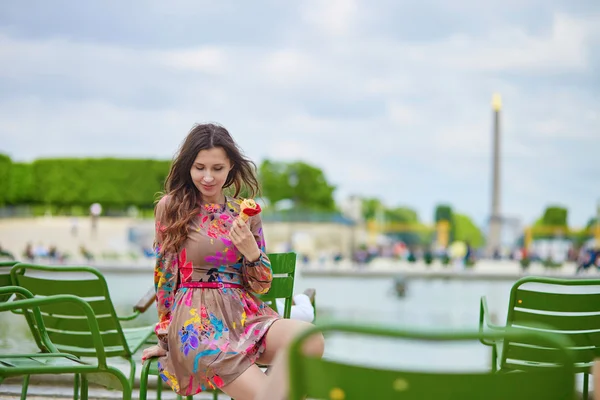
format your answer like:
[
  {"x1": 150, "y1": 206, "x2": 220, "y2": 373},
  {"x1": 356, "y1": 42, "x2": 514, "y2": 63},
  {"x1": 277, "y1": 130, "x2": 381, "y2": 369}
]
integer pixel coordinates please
[
  {"x1": 33, "y1": 242, "x2": 48, "y2": 258},
  {"x1": 576, "y1": 246, "x2": 598, "y2": 274},
  {"x1": 70, "y1": 217, "x2": 79, "y2": 237},
  {"x1": 22, "y1": 242, "x2": 34, "y2": 261},
  {"x1": 79, "y1": 245, "x2": 94, "y2": 262},
  {"x1": 89, "y1": 203, "x2": 102, "y2": 236}
]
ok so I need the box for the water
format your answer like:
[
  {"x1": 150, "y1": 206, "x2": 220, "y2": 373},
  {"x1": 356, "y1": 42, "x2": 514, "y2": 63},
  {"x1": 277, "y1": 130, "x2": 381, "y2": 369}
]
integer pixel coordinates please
[{"x1": 1, "y1": 270, "x2": 514, "y2": 373}]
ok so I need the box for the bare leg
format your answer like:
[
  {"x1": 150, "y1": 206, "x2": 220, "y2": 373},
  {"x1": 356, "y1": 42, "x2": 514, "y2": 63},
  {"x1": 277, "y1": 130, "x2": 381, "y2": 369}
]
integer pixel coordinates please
[
  {"x1": 593, "y1": 359, "x2": 600, "y2": 400},
  {"x1": 254, "y1": 319, "x2": 325, "y2": 400},
  {"x1": 220, "y1": 319, "x2": 324, "y2": 400},
  {"x1": 219, "y1": 364, "x2": 268, "y2": 400}
]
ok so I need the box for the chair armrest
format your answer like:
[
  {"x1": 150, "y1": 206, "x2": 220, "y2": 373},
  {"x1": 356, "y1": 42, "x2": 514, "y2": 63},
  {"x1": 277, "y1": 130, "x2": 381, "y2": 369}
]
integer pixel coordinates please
[
  {"x1": 134, "y1": 286, "x2": 156, "y2": 314},
  {"x1": 117, "y1": 287, "x2": 155, "y2": 321},
  {"x1": 479, "y1": 296, "x2": 505, "y2": 346}
]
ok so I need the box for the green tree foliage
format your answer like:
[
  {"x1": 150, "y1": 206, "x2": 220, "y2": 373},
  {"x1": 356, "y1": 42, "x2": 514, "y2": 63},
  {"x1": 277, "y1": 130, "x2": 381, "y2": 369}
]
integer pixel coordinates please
[
  {"x1": 258, "y1": 160, "x2": 290, "y2": 205},
  {"x1": 434, "y1": 204, "x2": 453, "y2": 222},
  {"x1": 259, "y1": 160, "x2": 336, "y2": 211},
  {"x1": 541, "y1": 206, "x2": 568, "y2": 227},
  {"x1": 30, "y1": 158, "x2": 170, "y2": 208},
  {"x1": 453, "y1": 213, "x2": 485, "y2": 248},
  {"x1": 434, "y1": 204, "x2": 456, "y2": 243},
  {"x1": 573, "y1": 217, "x2": 598, "y2": 246},
  {"x1": 7, "y1": 162, "x2": 35, "y2": 204},
  {"x1": 0, "y1": 154, "x2": 11, "y2": 204},
  {"x1": 532, "y1": 205, "x2": 569, "y2": 239},
  {"x1": 385, "y1": 207, "x2": 418, "y2": 223},
  {"x1": 361, "y1": 197, "x2": 383, "y2": 221},
  {"x1": 385, "y1": 206, "x2": 429, "y2": 245}
]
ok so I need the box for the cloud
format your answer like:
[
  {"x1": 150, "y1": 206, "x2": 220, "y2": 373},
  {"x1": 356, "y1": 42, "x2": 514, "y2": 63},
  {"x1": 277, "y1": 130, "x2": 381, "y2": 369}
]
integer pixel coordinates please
[{"x1": 0, "y1": 1, "x2": 598, "y2": 229}]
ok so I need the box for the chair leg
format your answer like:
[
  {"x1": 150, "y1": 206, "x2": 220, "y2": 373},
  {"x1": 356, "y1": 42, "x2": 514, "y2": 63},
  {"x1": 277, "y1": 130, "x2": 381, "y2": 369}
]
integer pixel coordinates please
[
  {"x1": 140, "y1": 360, "x2": 152, "y2": 400},
  {"x1": 126, "y1": 356, "x2": 136, "y2": 388},
  {"x1": 583, "y1": 372, "x2": 589, "y2": 400},
  {"x1": 212, "y1": 390, "x2": 219, "y2": 400},
  {"x1": 157, "y1": 374, "x2": 163, "y2": 400},
  {"x1": 20, "y1": 375, "x2": 29, "y2": 400},
  {"x1": 80, "y1": 374, "x2": 89, "y2": 400},
  {"x1": 105, "y1": 367, "x2": 132, "y2": 400},
  {"x1": 491, "y1": 346, "x2": 498, "y2": 373},
  {"x1": 73, "y1": 373, "x2": 80, "y2": 400}
]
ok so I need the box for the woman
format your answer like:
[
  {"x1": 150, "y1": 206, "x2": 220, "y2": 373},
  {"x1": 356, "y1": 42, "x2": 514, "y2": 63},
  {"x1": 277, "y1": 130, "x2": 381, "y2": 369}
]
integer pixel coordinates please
[{"x1": 142, "y1": 123, "x2": 324, "y2": 400}]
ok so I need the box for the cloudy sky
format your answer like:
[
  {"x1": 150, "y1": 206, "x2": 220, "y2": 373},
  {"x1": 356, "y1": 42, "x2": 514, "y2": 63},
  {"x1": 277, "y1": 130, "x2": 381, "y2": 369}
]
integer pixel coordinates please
[{"x1": 1, "y1": 0, "x2": 599, "y2": 229}]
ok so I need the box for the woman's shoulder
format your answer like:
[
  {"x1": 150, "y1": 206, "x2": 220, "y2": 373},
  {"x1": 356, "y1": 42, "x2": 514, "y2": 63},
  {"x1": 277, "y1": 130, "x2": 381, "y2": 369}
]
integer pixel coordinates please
[
  {"x1": 155, "y1": 194, "x2": 172, "y2": 215},
  {"x1": 156, "y1": 194, "x2": 171, "y2": 207}
]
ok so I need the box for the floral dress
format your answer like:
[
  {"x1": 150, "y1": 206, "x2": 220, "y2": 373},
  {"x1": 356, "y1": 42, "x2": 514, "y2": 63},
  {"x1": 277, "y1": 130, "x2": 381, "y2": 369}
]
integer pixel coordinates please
[{"x1": 153, "y1": 195, "x2": 280, "y2": 396}]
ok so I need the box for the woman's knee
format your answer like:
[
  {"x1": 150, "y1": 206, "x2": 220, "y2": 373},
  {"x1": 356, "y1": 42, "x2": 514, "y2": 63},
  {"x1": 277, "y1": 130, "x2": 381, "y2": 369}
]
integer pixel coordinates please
[
  {"x1": 290, "y1": 322, "x2": 324, "y2": 357},
  {"x1": 301, "y1": 329, "x2": 325, "y2": 357}
]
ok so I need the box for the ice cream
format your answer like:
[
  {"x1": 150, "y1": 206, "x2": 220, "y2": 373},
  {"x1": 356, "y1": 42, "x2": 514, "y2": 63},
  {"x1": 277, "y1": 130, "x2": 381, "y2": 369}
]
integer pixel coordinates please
[{"x1": 239, "y1": 199, "x2": 262, "y2": 222}]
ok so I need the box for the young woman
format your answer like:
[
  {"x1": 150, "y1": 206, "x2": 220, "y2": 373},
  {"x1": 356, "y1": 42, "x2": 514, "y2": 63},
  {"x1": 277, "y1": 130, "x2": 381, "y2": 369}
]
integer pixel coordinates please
[{"x1": 141, "y1": 123, "x2": 324, "y2": 400}]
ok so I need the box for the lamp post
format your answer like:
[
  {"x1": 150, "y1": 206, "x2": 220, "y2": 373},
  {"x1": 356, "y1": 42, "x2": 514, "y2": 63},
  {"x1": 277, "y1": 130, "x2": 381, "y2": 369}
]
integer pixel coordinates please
[
  {"x1": 594, "y1": 199, "x2": 600, "y2": 245},
  {"x1": 487, "y1": 93, "x2": 503, "y2": 258}
]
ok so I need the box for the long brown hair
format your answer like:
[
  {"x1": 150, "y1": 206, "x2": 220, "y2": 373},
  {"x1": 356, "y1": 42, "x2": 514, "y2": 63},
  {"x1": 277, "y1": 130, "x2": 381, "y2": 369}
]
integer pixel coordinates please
[{"x1": 158, "y1": 123, "x2": 260, "y2": 255}]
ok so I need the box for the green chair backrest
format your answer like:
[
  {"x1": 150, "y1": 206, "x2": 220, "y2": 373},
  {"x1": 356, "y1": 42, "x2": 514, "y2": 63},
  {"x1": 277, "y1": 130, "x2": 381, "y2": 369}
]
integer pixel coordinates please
[
  {"x1": 288, "y1": 324, "x2": 575, "y2": 400},
  {"x1": 0, "y1": 261, "x2": 19, "y2": 302},
  {"x1": 501, "y1": 276, "x2": 600, "y2": 372},
  {"x1": 0, "y1": 286, "x2": 110, "y2": 369},
  {"x1": 10, "y1": 263, "x2": 132, "y2": 358},
  {"x1": 257, "y1": 252, "x2": 296, "y2": 318}
]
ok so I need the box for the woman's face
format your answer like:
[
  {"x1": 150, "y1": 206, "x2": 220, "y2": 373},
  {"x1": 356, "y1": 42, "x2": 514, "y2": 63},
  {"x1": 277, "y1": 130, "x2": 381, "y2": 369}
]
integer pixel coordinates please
[{"x1": 190, "y1": 147, "x2": 233, "y2": 203}]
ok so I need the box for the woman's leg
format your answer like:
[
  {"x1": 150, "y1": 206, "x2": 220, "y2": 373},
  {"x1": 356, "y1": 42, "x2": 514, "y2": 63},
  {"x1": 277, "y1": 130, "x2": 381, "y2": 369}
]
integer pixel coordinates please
[
  {"x1": 219, "y1": 364, "x2": 268, "y2": 400},
  {"x1": 254, "y1": 319, "x2": 325, "y2": 400},
  {"x1": 221, "y1": 319, "x2": 324, "y2": 400},
  {"x1": 593, "y1": 359, "x2": 600, "y2": 400},
  {"x1": 258, "y1": 319, "x2": 324, "y2": 364}
]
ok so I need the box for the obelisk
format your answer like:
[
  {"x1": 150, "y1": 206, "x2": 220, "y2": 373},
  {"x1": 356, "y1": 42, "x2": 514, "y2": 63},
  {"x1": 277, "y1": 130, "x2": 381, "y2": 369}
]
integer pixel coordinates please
[{"x1": 487, "y1": 93, "x2": 502, "y2": 257}]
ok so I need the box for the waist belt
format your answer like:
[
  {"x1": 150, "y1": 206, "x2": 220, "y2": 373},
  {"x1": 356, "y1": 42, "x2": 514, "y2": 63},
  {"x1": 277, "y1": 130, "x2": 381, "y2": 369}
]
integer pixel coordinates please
[{"x1": 179, "y1": 282, "x2": 244, "y2": 289}]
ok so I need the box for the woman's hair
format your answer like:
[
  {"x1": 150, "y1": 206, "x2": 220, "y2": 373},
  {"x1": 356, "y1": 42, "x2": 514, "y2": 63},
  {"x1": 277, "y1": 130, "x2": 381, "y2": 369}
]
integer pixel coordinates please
[{"x1": 158, "y1": 123, "x2": 260, "y2": 255}]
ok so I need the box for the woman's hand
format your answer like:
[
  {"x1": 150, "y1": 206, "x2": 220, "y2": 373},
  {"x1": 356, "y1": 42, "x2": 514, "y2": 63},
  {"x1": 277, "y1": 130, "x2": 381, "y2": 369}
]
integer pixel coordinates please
[
  {"x1": 141, "y1": 345, "x2": 167, "y2": 364},
  {"x1": 230, "y1": 218, "x2": 260, "y2": 262}
]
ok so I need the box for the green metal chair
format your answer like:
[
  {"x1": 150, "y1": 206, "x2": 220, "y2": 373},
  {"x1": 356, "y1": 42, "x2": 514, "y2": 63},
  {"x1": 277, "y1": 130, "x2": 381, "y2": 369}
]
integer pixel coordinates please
[
  {"x1": 480, "y1": 276, "x2": 600, "y2": 399},
  {"x1": 0, "y1": 261, "x2": 19, "y2": 302},
  {"x1": 0, "y1": 286, "x2": 132, "y2": 400},
  {"x1": 9, "y1": 263, "x2": 156, "y2": 395},
  {"x1": 139, "y1": 252, "x2": 297, "y2": 400},
  {"x1": 288, "y1": 323, "x2": 576, "y2": 400}
]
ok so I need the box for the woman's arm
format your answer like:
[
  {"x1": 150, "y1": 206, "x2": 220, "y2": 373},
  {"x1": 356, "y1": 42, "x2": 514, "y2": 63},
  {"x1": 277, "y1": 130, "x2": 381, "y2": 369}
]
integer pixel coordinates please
[{"x1": 153, "y1": 197, "x2": 179, "y2": 350}]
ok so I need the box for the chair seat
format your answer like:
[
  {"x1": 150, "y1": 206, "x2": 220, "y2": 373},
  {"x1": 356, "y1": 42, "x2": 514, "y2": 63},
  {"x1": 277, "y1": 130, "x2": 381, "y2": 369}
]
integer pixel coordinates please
[
  {"x1": 0, "y1": 352, "x2": 91, "y2": 374},
  {"x1": 123, "y1": 325, "x2": 155, "y2": 354}
]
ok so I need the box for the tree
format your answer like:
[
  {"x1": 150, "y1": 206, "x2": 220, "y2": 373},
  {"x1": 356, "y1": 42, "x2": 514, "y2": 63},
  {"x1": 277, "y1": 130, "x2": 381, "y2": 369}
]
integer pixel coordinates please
[
  {"x1": 258, "y1": 160, "x2": 336, "y2": 211},
  {"x1": 434, "y1": 204, "x2": 456, "y2": 243},
  {"x1": 573, "y1": 217, "x2": 598, "y2": 246},
  {"x1": 453, "y1": 213, "x2": 485, "y2": 248},
  {"x1": 532, "y1": 205, "x2": 569, "y2": 239},
  {"x1": 7, "y1": 162, "x2": 35, "y2": 204},
  {"x1": 385, "y1": 206, "x2": 429, "y2": 245},
  {"x1": 385, "y1": 207, "x2": 419, "y2": 223},
  {"x1": 542, "y1": 206, "x2": 568, "y2": 227},
  {"x1": 434, "y1": 204, "x2": 453, "y2": 223},
  {"x1": 361, "y1": 197, "x2": 384, "y2": 221},
  {"x1": 0, "y1": 154, "x2": 11, "y2": 204}
]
